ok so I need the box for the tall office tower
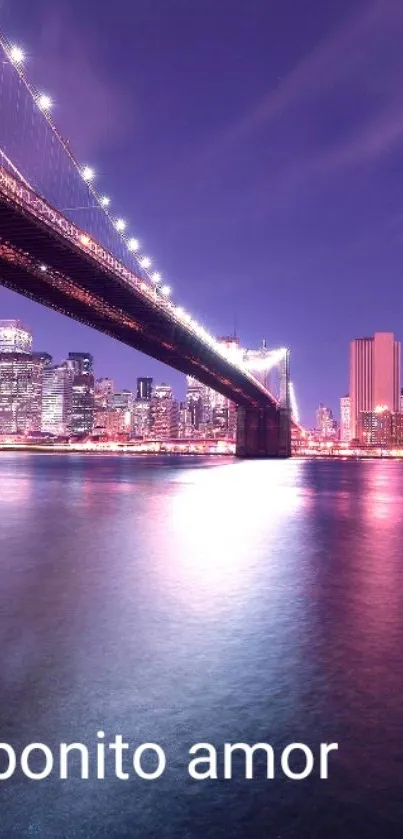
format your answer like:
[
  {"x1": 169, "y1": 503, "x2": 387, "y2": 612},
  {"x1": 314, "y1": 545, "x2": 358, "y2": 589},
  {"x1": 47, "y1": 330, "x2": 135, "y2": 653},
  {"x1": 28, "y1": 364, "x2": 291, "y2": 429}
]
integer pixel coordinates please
[
  {"x1": 137, "y1": 377, "x2": 153, "y2": 401},
  {"x1": 185, "y1": 376, "x2": 204, "y2": 435},
  {"x1": 400, "y1": 388, "x2": 403, "y2": 413},
  {"x1": 350, "y1": 333, "x2": 401, "y2": 440},
  {"x1": 94, "y1": 377, "x2": 114, "y2": 408},
  {"x1": 151, "y1": 384, "x2": 178, "y2": 439},
  {"x1": 340, "y1": 395, "x2": 351, "y2": 442},
  {"x1": 316, "y1": 404, "x2": 336, "y2": 439},
  {"x1": 41, "y1": 365, "x2": 74, "y2": 435},
  {"x1": 0, "y1": 353, "x2": 43, "y2": 434},
  {"x1": 111, "y1": 391, "x2": 134, "y2": 435},
  {"x1": 66, "y1": 352, "x2": 93, "y2": 374},
  {"x1": 65, "y1": 353, "x2": 94, "y2": 435},
  {"x1": 0, "y1": 320, "x2": 33, "y2": 354},
  {"x1": 133, "y1": 399, "x2": 152, "y2": 439},
  {"x1": 70, "y1": 371, "x2": 95, "y2": 436}
]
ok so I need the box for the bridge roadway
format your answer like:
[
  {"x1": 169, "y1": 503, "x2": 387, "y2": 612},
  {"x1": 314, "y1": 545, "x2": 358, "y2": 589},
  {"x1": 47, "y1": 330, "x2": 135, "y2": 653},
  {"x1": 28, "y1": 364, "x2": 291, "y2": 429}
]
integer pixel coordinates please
[{"x1": 0, "y1": 166, "x2": 291, "y2": 457}]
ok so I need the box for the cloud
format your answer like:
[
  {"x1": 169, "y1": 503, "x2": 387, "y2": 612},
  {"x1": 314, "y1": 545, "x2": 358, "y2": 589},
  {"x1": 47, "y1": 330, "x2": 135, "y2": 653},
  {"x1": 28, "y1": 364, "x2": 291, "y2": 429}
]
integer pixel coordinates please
[
  {"x1": 33, "y1": 4, "x2": 133, "y2": 155},
  {"x1": 162, "y1": 0, "x2": 403, "y2": 188}
]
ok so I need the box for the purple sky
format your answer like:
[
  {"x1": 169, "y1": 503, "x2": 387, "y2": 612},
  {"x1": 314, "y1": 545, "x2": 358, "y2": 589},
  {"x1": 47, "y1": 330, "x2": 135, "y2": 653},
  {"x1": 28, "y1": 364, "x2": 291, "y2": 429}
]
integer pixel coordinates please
[{"x1": 1, "y1": 0, "x2": 403, "y2": 425}]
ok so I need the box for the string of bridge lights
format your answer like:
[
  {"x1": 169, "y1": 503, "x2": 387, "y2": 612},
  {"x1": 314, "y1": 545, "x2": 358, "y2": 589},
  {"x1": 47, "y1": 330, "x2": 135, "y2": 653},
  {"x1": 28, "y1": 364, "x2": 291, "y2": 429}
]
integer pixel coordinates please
[{"x1": 4, "y1": 37, "x2": 299, "y2": 417}]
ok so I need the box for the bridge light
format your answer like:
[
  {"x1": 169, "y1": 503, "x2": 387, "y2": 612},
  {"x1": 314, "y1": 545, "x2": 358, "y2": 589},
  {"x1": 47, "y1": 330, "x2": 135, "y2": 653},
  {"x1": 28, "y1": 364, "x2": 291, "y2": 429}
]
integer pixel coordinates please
[
  {"x1": 139, "y1": 256, "x2": 152, "y2": 269},
  {"x1": 80, "y1": 234, "x2": 90, "y2": 245},
  {"x1": 82, "y1": 166, "x2": 95, "y2": 182},
  {"x1": 37, "y1": 93, "x2": 52, "y2": 111},
  {"x1": 115, "y1": 218, "x2": 126, "y2": 232},
  {"x1": 161, "y1": 285, "x2": 171, "y2": 297},
  {"x1": 100, "y1": 195, "x2": 110, "y2": 207},
  {"x1": 128, "y1": 237, "x2": 140, "y2": 252},
  {"x1": 10, "y1": 45, "x2": 25, "y2": 64},
  {"x1": 151, "y1": 271, "x2": 161, "y2": 284},
  {"x1": 39, "y1": 264, "x2": 47, "y2": 272}
]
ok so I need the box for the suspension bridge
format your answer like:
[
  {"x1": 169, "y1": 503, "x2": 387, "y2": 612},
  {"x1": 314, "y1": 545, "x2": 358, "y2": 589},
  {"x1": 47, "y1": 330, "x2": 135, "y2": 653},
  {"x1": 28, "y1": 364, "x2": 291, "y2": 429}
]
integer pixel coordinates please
[{"x1": 0, "y1": 33, "x2": 300, "y2": 457}]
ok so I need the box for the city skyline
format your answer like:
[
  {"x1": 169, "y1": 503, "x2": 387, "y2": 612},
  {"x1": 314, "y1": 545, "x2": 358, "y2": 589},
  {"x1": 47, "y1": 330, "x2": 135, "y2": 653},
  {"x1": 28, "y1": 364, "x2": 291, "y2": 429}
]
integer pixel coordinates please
[{"x1": 2, "y1": 0, "x2": 403, "y2": 426}]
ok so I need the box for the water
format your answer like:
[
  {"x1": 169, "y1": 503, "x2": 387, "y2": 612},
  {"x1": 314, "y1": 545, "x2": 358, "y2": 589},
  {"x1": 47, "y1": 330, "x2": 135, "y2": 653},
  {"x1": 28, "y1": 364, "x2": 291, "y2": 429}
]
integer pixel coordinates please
[{"x1": 0, "y1": 453, "x2": 402, "y2": 838}]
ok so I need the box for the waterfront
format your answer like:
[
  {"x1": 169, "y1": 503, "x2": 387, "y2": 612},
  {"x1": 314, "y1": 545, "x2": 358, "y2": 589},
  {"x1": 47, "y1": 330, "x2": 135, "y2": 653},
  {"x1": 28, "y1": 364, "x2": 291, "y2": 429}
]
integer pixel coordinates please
[{"x1": 1, "y1": 453, "x2": 403, "y2": 838}]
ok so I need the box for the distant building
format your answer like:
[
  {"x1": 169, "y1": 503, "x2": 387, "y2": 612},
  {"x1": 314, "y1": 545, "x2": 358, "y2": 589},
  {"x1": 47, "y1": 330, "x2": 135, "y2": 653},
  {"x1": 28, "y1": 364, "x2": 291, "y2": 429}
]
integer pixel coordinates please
[
  {"x1": 66, "y1": 353, "x2": 94, "y2": 435},
  {"x1": 350, "y1": 333, "x2": 400, "y2": 440},
  {"x1": 315, "y1": 404, "x2": 337, "y2": 440},
  {"x1": 358, "y1": 408, "x2": 403, "y2": 448},
  {"x1": 151, "y1": 384, "x2": 178, "y2": 439},
  {"x1": 0, "y1": 320, "x2": 32, "y2": 354},
  {"x1": 133, "y1": 399, "x2": 152, "y2": 439},
  {"x1": 136, "y1": 377, "x2": 153, "y2": 401},
  {"x1": 95, "y1": 377, "x2": 114, "y2": 408},
  {"x1": 66, "y1": 352, "x2": 93, "y2": 374},
  {"x1": 340, "y1": 395, "x2": 351, "y2": 442},
  {"x1": 41, "y1": 364, "x2": 74, "y2": 435},
  {"x1": 0, "y1": 352, "x2": 42, "y2": 434},
  {"x1": 183, "y1": 337, "x2": 240, "y2": 441}
]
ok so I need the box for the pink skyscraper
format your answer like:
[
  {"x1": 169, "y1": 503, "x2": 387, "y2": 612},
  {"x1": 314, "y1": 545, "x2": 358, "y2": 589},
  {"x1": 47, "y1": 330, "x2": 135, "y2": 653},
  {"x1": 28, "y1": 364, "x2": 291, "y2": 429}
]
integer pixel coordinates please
[{"x1": 350, "y1": 332, "x2": 401, "y2": 440}]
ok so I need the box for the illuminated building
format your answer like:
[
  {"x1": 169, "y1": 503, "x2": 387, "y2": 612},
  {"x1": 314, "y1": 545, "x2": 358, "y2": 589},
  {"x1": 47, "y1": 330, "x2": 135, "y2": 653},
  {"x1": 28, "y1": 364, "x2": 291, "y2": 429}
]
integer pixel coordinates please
[
  {"x1": 340, "y1": 395, "x2": 351, "y2": 442},
  {"x1": 137, "y1": 377, "x2": 153, "y2": 401},
  {"x1": 95, "y1": 378, "x2": 114, "y2": 408},
  {"x1": 133, "y1": 399, "x2": 152, "y2": 439},
  {"x1": 0, "y1": 320, "x2": 32, "y2": 354},
  {"x1": 151, "y1": 384, "x2": 178, "y2": 439},
  {"x1": 41, "y1": 364, "x2": 74, "y2": 435},
  {"x1": 185, "y1": 375, "x2": 205, "y2": 436},
  {"x1": 350, "y1": 333, "x2": 401, "y2": 440},
  {"x1": 111, "y1": 391, "x2": 134, "y2": 435},
  {"x1": 357, "y1": 407, "x2": 403, "y2": 447},
  {"x1": 0, "y1": 352, "x2": 43, "y2": 434},
  {"x1": 66, "y1": 352, "x2": 94, "y2": 436},
  {"x1": 315, "y1": 404, "x2": 337, "y2": 440},
  {"x1": 67, "y1": 352, "x2": 93, "y2": 374}
]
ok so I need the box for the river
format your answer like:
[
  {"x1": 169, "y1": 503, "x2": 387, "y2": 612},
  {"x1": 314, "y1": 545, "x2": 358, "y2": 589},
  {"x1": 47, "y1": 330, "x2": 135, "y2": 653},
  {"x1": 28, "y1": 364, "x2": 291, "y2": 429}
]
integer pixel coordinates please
[{"x1": 0, "y1": 453, "x2": 402, "y2": 838}]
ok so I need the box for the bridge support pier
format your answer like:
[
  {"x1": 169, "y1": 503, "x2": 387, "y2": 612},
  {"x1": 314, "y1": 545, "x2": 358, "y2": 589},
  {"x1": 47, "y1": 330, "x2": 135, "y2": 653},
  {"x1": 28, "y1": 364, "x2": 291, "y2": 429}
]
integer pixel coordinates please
[{"x1": 235, "y1": 406, "x2": 291, "y2": 458}]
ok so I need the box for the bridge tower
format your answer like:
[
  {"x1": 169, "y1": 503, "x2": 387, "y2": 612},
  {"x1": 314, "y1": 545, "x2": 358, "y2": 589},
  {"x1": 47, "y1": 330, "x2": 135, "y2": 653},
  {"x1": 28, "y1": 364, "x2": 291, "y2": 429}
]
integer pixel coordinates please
[{"x1": 235, "y1": 349, "x2": 291, "y2": 458}]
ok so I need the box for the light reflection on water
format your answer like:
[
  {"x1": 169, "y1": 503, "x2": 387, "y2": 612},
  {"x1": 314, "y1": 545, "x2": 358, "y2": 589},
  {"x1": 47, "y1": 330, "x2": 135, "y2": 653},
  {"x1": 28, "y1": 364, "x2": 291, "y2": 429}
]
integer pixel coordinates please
[{"x1": 0, "y1": 453, "x2": 402, "y2": 839}]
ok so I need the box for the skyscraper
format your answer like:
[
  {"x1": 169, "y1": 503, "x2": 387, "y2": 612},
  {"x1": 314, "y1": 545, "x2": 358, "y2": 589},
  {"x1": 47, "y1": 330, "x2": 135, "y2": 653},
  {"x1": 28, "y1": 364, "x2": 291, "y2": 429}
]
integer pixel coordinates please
[
  {"x1": 66, "y1": 352, "x2": 93, "y2": 374},
  {"x1": 350, "y1": 333, "x2": 401, "y2": 440},
  {"x1": 95, "y1": 378, "x2": 114, "y2": 408},
  {"x1": 66, "y1": 353, "x2": 94, "y2": 436},
  {"x1": 0, "y1": 320, "x2": 32, "y2": 354},
  {"x1": 136, "y1": 377, "x2": 153, "y2": 401},
  {"x1": 340, "y1": 395, "x2": 351, "y2": 442},
  {"x1": 0, "y1": 353, "x2": 43, "y2": 434},
  {"x1": 41, "y1": 365, "x2": 74, "y2": 435},
  {"x1": 151, "y1": 384, "x2": 178, "y2": 439},
  {"x1": 316, "y1": 404, "x2": 336, "y2": 439}
]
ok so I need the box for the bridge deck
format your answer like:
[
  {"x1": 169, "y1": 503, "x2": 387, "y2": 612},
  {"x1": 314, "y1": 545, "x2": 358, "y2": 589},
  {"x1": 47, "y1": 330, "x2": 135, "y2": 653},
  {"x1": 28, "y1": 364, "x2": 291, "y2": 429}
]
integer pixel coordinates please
[{"x1": 0, "y1": 169, "x2": 278, "y2": 409}]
